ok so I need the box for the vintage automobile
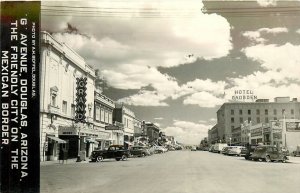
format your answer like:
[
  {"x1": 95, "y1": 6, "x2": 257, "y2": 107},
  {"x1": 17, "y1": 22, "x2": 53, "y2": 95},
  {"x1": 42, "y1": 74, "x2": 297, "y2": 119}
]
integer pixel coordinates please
[
  {"x1": 153, "y1": 146, "x2": 168, "y2": 153},
  {"x1": 191, "y1": 146, "x2": 197, "y2": 151},
  {"x1": 221, "y1": 146, "x2": 233, "y2": 155},
  {"x1": 293, "y1": 145, "x2": 300, "y2": 156},
  {"x1": 213, "y1": 143, "x2": 228, "y2": 153},
  {"x1": 130, "y1": 146, "x2": 151, "y2": 157},
  {"x1": 227, "y1": 146, "x2": 246, "y2": 156},
  {"x1": 250, "y1": 145, "x2": 288, "y2": 162},
  {"x1": 242, "y1": 144, "x2": 258, "y2": 160},
  {"x1": 90, "y1": 145, "x2": 130, "y2": 162}
]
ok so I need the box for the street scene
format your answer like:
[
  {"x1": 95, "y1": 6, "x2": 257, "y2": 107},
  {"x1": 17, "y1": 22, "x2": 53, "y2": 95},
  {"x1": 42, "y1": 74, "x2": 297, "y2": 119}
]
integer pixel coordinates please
[
  {"x1": 41, "y1": 150, "x2": 300, "y2": 193},
  {"x1": 39, "y1": 1, "x2": 300, "y2": 193}
]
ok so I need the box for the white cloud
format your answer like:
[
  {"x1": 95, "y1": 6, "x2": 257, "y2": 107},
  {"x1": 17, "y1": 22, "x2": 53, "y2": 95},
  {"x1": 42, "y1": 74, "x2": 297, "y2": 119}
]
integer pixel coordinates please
[
  {"x1": 173, "y1": 79, "x2": 227, "y2": 99},
  {"x1": 209, "y1": 118, "x2": 217, "y2": 122},
  {"x1": 256, "y1": 0, "x2": 277, "y2": 7},
  {"x1": 225, "y1": 42, "x2": 300, "y2": 102},
  {"x1": 183, "y1": 91, "x2": 225, "y2": 108},
  {"x1": 242, "y1": 27, "x2": 288, "y2": 44},
  {"x1": 243, "y1": 43, "x2": 300, "y2": 81},
  {"x1": 259, "y1": 27, "x2": 288, "y2": 34},
  {"x1": 242, "y1": 31, "x2": 266, "y2": 44},
  {"x1": 42, "y1": 1, "x2": 232, "y2": 107},
  {"x1": 118, "y1": 90, "x2": 169, "y2": 106},
  {"x1": 164, "y1": 120, "x2": 211, "y2": 144}
]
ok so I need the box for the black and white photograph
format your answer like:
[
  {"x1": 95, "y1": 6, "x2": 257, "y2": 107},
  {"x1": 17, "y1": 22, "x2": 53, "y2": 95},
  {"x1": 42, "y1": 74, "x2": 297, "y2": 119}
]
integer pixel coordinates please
[{"x1": 1, "y1": 0, "x2": 300, "y2": 193}]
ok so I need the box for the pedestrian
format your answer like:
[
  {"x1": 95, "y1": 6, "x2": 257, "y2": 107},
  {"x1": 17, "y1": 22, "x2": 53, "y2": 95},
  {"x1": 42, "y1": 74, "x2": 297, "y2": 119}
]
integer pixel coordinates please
[{"x1": 59, "y1": 149, "x2": 64, "y2": 164}]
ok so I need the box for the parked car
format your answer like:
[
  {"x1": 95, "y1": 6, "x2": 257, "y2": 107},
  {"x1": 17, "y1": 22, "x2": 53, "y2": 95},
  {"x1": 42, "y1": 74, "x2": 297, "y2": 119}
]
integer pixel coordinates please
[
  {"x1": 250, "y1": 145, "x2": 288, "y2": 162},
  {"x1": 292, "y1": 145, "x2": 300, "y2": 156},
  {"x1": 209, "y1": 145, "x2": 215, "y2": 152},
  {"x1": 242, "y1": 144, "x2": 258, "y2": 160},
  {"x1": 221, "y1": 146, "x2": 233, "y2": 155},
  {"x1": 90, "y1": 145, "x2": 130, "y2": 162},
  {"x1": 191, "y1": 146, "x2": 197, "y2": 151},
  {"x1": 130, "y1": 146, "x2": 151, "y2": 157},
  {"x1": 153, "y1": 146, "x2": 168, "y2": 153},
  {"x1": 213, "y1": 143, "x2": 228, "y2": 153},
  {"x1": 227, "y1": 146, "x2": 245, "y2": 156}
]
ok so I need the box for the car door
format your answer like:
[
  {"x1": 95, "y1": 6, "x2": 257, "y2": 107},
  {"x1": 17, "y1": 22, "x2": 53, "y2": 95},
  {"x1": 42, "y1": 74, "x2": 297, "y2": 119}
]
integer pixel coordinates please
[
  {"x1": 268, "y1": 147, "x2": 278, "y2": 160},
  {"x1": 107, "y1": 146, "x2": 115, "y2": 158},
  {"x1": 271, "y1": 147, "x2": 280, "y2": 160}
]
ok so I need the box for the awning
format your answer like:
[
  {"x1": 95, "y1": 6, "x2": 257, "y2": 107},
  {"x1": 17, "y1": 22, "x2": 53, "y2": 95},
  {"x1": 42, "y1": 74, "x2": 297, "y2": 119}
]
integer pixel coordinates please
[
  {"x1": 86, "y1": 138, "x2": 98, "y2": 144},
  {"x1": 47, "y1": 136, "x2": 66, "y2": 144}
]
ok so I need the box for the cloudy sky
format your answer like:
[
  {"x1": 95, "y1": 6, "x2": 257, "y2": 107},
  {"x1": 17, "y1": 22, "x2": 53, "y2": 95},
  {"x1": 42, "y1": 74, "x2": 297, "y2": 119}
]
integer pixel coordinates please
[{"x1": 41, "y1": 0, "x2": 300, "y2": 145}]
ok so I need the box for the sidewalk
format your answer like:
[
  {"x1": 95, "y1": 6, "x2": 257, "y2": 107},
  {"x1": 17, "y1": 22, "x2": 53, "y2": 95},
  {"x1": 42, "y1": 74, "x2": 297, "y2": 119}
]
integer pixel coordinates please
[
  {"x1": 40, "y1": 158, "x2": 90, "y2": 166},
  {"x1": 288, "y1": 156, "x2": 300, "y2": 164}
]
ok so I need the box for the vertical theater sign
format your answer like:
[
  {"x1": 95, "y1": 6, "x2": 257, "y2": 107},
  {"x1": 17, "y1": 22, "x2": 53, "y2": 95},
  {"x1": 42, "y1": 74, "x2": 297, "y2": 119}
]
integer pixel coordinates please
[{"x1": 75, "y1": 77, "x2": 87, "y2": 123}]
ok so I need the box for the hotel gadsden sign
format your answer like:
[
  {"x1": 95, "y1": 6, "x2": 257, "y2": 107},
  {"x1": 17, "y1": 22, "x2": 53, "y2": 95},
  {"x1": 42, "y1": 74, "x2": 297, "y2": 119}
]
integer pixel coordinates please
[{"x1": 75, "y1": 77, "x2": 87, "y2": 123}]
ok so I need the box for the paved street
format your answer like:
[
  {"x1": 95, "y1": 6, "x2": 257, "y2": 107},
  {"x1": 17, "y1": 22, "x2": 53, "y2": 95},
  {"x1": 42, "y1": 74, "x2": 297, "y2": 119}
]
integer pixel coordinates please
[{"x1": 41, "y1": 150, "x2": 300, "y2": 193}]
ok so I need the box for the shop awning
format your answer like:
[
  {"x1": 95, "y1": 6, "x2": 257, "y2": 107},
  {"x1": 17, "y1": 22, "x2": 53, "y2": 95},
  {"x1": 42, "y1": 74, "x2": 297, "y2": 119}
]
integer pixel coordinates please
[{"x1": 47, "y1": 136, "x2": 66, "y2": 144}]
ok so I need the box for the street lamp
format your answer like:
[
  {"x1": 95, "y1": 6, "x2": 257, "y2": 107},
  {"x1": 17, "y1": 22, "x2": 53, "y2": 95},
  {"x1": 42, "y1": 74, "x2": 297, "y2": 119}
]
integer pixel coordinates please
[
  {"x1": 248, "y1": 132, "x2": 251, "y2": 145},
  {"x1": 76, "y1": 123, "x2": 83, "y2": 162}
]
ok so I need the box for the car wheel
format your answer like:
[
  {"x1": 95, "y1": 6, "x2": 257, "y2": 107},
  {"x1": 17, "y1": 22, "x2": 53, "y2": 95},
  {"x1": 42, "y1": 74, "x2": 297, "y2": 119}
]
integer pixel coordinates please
[
  {"x1": 121, "y1": 155, "x2": 128, "y2": 161},
  {"x1": 282, "y1": 156, "x2": 287, "y2": 163},
  {"x1": 115, "y1": 158, "x2": 120, "y2": 161},
  {"x1": 141, "y1": 153, "x2": 146, "y2": 157},
  {"x1": 265, "y1": 155, "x2": 271, "y2": 162},
  {"x1": 96, "y1": 156, "x2": 103, "y2": 162}
]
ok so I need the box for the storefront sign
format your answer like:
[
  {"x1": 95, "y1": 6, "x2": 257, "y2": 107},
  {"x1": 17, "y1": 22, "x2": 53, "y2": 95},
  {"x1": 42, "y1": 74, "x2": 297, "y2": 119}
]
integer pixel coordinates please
[
  {"x1": 286, "y1": 121, "x2": 300, "y2": 132},
  {"x1": 251, "y1": 128, "x2": 262, "y2": 137},
  {"x1": 270, "y1": 120, "x2": 283, "y2": 130},
  {"x1": 75, "y1": 77, "x2": 87, "y2": 123},
  {"x1": 98, "y1": 132, "x2": 111, "y2": 140},
  {"x1": 105, "y1": 125, "x2": 121, "y2": 130}
]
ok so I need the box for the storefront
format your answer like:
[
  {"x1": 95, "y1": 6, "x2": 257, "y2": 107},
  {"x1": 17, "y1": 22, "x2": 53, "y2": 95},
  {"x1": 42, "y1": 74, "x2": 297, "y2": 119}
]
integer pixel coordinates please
[
  {"x1": 44, "y1": 135, "x2": 67, "y2": 161},
  {"x1": 58, "y1": 124, "x2": 98, "y2": 159},
  {"x1": 95, "y1": 131, "x2": 113, "y2": 150}
]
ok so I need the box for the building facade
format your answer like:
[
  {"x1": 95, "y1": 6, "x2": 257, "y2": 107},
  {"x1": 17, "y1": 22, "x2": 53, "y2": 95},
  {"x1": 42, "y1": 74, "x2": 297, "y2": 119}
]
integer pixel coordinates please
[
  {"x1": 215, "y1": 97, "x2": 300, "y2": 144},
  {"x1": 145, "y1": 122, "x2": 160, "y2": 144},
  {"x1": 93, "y1": 88, "x2": 115, "y2": 151},
  {"x1": 40, "y1": 31, "x2": 95, "y2": 161},
  {"x1": 113, "y1": 103, "x2": 136, "y2": 146}
]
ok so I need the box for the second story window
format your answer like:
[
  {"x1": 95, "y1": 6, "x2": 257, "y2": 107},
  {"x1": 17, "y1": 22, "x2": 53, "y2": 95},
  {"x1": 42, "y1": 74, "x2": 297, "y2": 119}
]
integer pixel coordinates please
[
  {"x1": 291, "y1": 109, "x2": 294, "y2": 115},
  {"x1": 248, "y1": 117, "x2": 251, "y2": 123},
  {"x1": 62, "y1": 101, "x2": 67, "y2": 114},
  {"x1": 248, "y1": 110, "x2": 251, "y2": 115},
  {"x1": 71, "y1": 104, "x2": 75, "y2": 117},
  {"x1": 265, "y1": 117, "x2": 269, "y2": 123},
  {"x1": 256, "y1": 117, "x2": 260, "y2": 123},
  {"x1": 231, "y1": 109, "x2": 234, "y2": 115},
  {"x1": 95, "y1": 106, "x2": 100, "y2": 121},
  {"x1": 256, "y1": 109, "x2": 260, "y2": 115},
  {"x1": 239, "y1": 109, "x2": 242, "y2": 115},
  {"x1": 265, "y1": 109, "x2": 268, "y2": 115},
  {"x1": 273, "y1": 109, "x2": 277, "y2": 115},
  {"x1": 50, "y1": 86, "x2": 58, "y2": 107},
  {"x1": 231, "y1": 117, "x2": 234, "y2": 123}
]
